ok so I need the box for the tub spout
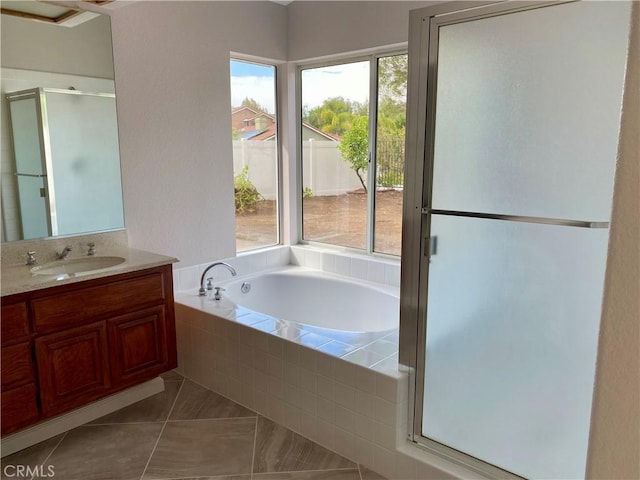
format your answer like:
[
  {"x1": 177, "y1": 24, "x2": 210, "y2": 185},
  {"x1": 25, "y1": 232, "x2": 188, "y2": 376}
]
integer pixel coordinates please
[{"x1": 199, "y1": 262, "x2": 237, "y2": 296}]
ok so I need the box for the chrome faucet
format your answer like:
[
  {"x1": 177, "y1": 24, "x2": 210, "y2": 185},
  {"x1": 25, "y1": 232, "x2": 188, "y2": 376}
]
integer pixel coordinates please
[
  {"x1": 199, "y1": 262, "x2": 237, "y2": 296},
  {"x1": 57, "y1": 245, "x2": 73, "y2": 260},
  {"x1": 26, "y1": 251, "x2": 37, "y2": 266}
]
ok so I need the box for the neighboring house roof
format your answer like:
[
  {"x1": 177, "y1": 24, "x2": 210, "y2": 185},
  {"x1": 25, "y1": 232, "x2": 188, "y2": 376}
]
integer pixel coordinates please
[
  {"x1": 302, "y1": 123, "x2": 341, "y2": 141},
  {"x1": 231, "y1": 105, "x2": 340, "y2": 142},
  {"x1": 231, "y1": 106, "x2": 276, "y2": 138},
  {"x1": 251, "y1": 123, "x2": 277, "y2": 141},
  {"x1": 251, "y1": 122, "x2": 340, "y2": 142}
]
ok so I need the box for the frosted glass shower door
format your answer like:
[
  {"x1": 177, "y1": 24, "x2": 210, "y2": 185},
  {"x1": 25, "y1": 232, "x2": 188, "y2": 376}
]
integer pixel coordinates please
[
  {"x1": 418, "y1": 2, "x2": 631, "y2": 479},
  {"x1": 45, "y1": 90, "x2": 124, "y2": 236},
  {"x1": 9, "y1": 96, "x2": 49, "y2": 239}
]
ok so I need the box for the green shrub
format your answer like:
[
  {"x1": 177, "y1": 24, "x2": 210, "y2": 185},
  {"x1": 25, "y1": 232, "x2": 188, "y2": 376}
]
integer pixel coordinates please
[
  {"x1": 378, "y1": 171, "x2": 404, "y2": 188},
  {"x1": 234, "y1": 166, "x2": 261, "y2": 213},
  {"x1": 303, "y1": 187, "x2": 313, "y2": 199}
]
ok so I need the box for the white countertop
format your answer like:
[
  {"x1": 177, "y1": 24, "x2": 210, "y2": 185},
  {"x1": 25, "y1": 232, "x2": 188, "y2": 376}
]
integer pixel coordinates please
[{"x1": 1, "y1": 247, "x2": 178, "y2": 297}]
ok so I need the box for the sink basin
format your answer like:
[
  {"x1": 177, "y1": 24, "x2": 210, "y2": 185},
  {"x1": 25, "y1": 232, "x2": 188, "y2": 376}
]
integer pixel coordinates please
[{"x1": 31, "y1": 256, "x2": 126, "y2": 276}]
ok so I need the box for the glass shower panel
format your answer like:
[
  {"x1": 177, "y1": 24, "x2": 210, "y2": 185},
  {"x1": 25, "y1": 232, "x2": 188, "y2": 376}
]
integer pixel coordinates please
[
  {"x1": 45, "y1": 91, "x2": 124, "y2": 236},
  {"x1": 420, "y1": 2, "x2": 632, "y2": 479},
  {"x1": 16, "y1": 176, "x2": 48, "y2": 239},
  {"x1": 9, "y1": 97, "x2": 49, "y2": 238},
  {"x1": 9, "y1": 98, "x2": 43, "y2": 175},
  {"x1": 423, "y1": 215, "x2": 609, "y2": 479},
  {"x1": 431, "y1": 1, "x2": 631, "y2": 221}
]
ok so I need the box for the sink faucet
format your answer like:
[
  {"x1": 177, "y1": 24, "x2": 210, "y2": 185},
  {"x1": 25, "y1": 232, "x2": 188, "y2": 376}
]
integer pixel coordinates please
[
  {"x1": 57, "y1": 245, "x2": 72, "y2": 260},
  {"x1": 26, "y1": 251, "x2": 37, "y2": 266},
  {"x1": 199, "y1": 262, "x2": 237, "y2": 296}
]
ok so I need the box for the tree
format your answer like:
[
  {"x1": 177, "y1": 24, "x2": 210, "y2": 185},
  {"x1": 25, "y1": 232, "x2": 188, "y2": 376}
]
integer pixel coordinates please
[
  {"x1": 240, "y1": 97, "x2": 268, "y2": 113},
  {"x1": 304, "y1": 96, "x2": 367, "y2": 136},
  {"x1": 338, "y1": 115, "x2": 369, "y2": 193},
  {"x1": 378, "y1": 55, "x2": 408, "y2": 100}
]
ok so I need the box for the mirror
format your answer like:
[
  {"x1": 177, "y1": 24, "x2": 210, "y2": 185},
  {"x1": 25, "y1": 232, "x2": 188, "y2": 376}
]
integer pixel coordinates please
[{"x1": 0, "y1": 10, "x2": 124, "y2": 243}]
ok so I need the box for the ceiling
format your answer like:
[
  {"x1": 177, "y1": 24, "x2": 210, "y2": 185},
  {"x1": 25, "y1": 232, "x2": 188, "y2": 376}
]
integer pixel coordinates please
[
  {"x1": 0, "y1": 0, "x2": 125, "y2": 27},
  {"x1": 1, "y1": 0, "x2": 295, "y2": 27}
]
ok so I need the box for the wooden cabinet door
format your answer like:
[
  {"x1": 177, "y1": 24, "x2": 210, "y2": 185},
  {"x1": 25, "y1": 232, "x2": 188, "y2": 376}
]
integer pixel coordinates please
[
  {"x1": 35, "y1": 321, "x2": 111, "y2": 417},
  {"x1": 1, "y1": 383, "x2": 39, "y2": 435},
  {"x1": 108, "y1": 306, "x2": 168, "y2": 387},
  {"x1": 1, "y1": 301, "x2": 30, "y2": 345}
]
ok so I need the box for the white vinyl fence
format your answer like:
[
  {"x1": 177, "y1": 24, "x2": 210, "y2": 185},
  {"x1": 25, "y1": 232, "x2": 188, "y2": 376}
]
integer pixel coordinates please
[{"x1": 232, "y1": 139, "x2": 362, "y2": 200}]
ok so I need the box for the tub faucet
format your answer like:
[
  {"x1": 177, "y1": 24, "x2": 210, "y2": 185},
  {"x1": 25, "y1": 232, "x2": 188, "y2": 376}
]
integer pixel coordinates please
[
  {"x1": 199, "y1": 262, "x2": 237, "y2": 296},
  {"x1": 57, "y1": 245, "x2": 72, "y2": 260}
]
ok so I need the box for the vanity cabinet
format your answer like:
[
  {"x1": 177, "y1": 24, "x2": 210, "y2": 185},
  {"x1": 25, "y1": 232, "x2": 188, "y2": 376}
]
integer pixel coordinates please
[
  {"x1": 107, "y1": 305, "x2": 170, "y2": 387},
  {"x1": 1, "y1": 299, "x2": 39, "y2": 433},
  {"x1": 36, "y1": 321, "x2": 111, "y2": 417},
  {"x1": 0, "y1": 264, "x2": 176, "y2": 436}
]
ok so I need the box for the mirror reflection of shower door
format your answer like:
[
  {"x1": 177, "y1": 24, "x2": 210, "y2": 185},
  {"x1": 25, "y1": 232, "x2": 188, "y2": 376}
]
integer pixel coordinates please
[
  {"x1": 415, "y1": 2, "x2": 632, "y2": 479},
  {"x1": 45, "y1": 90, "x2": 123, "y2": 236},
  {"x1": 6, "y1": 88, "x2": 124, "y2": 240},
  {"x1": 8, "y1": 95, "x2": 50, "y2": 239}
]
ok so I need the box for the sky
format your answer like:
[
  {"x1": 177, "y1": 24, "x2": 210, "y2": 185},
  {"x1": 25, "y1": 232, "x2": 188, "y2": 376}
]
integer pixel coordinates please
[{"x1": 230, "y1": 59, "x2": 370, "y2": 114}]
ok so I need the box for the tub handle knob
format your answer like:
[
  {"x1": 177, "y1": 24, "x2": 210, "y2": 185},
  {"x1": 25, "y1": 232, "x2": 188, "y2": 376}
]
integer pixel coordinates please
[
  {"x1": 213, "y1": 286, "x2": 225, "y2": 301},
  {"x1": 198, "y1": 278, "x2": 215, "y2": 296}
]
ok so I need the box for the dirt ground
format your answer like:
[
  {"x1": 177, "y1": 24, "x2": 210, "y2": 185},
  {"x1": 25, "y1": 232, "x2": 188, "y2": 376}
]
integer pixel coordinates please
[{"x1": 235, "y1": 190, "x2": 403, "y2": 255}]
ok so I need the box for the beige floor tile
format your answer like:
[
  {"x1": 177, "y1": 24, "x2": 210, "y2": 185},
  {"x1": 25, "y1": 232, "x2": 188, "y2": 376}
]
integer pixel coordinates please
[
  {"x1": 161, "y1": 370, "x2": 186, "y2": 382},
  {"x1": 254, "y1": 470, "x2": 361, "y2": 479},
  {"x1": 253, "y1": 416, "x2": 356, "y2": 474},
  {"x1": 143, "y1": 418, "x2": 256, "y2": 479},
  {"x1": 169, "y1": 380, "x2": 255, "y2": 420},
  {"x1": 0, "y1": 434, "x2": 64, "y2": 480},
  {"x1": 35, "y1": 423, "x2": 163, "y2": 480},
  {"x1": 89, "y1": 381, "x2": 182, "y2": 425},
  {"x1": 360, "y1": 466, "x2": 388, "y2": 480}
]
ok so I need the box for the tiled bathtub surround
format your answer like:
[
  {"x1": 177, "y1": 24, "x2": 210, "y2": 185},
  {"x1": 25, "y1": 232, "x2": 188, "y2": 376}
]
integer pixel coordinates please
[
  {"x1": 173, "y1": 245, "x2": 291, "y2": 293},
  {"x1": 174, "y1": 302, "x2": 410, "y2": 479},
  {"x1": 173, "y1": 246, "x2": 467, "y2": 479},
  {"x1": 173, "y1": 246, "x2": 401, "y2": 373},
  {"x1": 289, "y1": 245, "x2": 401, "y2": 288},
  {"x1": 172, "y1": 245, "x2": 401, "y2": 294}
]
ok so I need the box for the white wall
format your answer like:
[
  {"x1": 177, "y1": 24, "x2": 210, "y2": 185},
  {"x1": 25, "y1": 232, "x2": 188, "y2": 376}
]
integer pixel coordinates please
[
  {"x1": 0, "y1": 14, "x2": 114, "y2": 79},
  {"x1": 109, "y1": 1, "x2": 287, "y2": 267},
  {"x1": 287, "y1": 1, "x2": 437, "y2": 61}
]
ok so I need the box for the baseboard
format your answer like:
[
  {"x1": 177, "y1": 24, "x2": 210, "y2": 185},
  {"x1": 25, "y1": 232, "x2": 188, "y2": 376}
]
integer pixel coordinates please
[{"x1": 0, "y1": 377, "x2": 164, "y2": 457}]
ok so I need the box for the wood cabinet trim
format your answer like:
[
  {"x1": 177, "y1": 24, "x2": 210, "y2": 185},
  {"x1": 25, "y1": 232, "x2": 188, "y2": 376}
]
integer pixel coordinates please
[{"x1": 32, "y1": 270, "x2": 168, "y2": 334}]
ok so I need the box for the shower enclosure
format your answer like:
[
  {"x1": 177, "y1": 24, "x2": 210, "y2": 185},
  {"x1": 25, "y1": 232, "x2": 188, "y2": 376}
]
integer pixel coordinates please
[
  {"x1": 401, "y1": 1, "x2": 632, "y2": 478},
  {"x1": 5, "y1": 87, "x2": 123, "y2": 240}
]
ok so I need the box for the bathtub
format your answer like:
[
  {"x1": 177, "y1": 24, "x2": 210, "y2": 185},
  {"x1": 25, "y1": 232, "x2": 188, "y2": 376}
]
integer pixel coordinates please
[
  {"x1": 220, "y1": 267, "x2": 398, "y2": 333},
  {"x1": 173, "y1": 263, "x2": 409, "y2": 479}
]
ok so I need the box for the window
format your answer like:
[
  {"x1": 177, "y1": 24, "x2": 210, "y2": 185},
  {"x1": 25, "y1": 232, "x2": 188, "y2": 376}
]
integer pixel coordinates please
[
  {"x1": 300, "y1": 54, "x2": 407, "y2": 255},
  {"x1": 230, "y1": 59, "x2": 279, "y2": 252}
]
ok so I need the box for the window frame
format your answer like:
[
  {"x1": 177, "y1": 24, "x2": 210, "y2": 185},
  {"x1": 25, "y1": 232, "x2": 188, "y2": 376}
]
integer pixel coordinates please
[
  {"x1": 295, "y1": 49, "x2": 408, "y2": 258},
  {"x1": 230, "y1": 56, "x2": 282, "y2": 253}
]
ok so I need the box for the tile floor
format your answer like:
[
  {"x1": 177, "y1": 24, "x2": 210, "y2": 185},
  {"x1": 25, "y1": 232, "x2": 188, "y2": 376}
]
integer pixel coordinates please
[{"x1": 1, "y1": 372, "x2": 388, "y2": 480}]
